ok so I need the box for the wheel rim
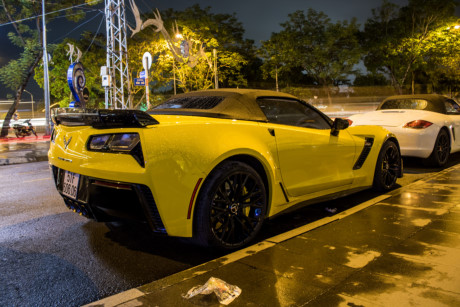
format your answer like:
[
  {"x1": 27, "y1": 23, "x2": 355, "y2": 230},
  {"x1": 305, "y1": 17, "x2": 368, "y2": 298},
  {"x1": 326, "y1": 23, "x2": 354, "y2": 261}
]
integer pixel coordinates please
[
  {"x1": 209, "y1": 171, "x2": 265, "y2": 246},
  {"x1": 435, "y1": 132, "x2": 449, "y2": 164},
  {"x1": 381, "y1": 145, "x2": 399, "y2": 189}
]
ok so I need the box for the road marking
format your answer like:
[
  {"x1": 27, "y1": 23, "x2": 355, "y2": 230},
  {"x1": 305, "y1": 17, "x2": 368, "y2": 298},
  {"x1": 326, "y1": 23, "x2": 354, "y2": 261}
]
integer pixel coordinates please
[
  {"x1": 22, "y1": 177, "x2": 50, "y2": 183},
  {"x1": 18, "y1": 170, "x2": 44, "y2": 175}
]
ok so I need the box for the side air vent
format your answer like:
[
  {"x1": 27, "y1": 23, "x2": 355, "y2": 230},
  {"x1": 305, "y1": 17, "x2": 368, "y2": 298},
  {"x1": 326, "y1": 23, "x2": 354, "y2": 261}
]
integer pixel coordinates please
[{"x1": 353, "y1": 137, "x2": 374, "y2": 170}]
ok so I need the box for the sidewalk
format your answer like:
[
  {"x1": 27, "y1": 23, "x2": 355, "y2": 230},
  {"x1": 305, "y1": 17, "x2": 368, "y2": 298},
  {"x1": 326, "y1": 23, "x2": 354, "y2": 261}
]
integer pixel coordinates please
[{"x1": 86, "y1": 163, "x2": 460, "y2": 306}]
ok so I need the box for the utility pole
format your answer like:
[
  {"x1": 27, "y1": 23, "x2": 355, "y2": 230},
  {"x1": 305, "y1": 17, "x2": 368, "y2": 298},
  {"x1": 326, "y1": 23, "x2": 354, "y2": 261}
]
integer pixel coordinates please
[
  {"x1": 213, "y1": 49, "x2": 218, "y2": 89},
  {"x1": 105, "y1": 0, "x2": 131, "y2": 109},
  {"x1": 42, "y1": 0, "x2": 51, "y2": 134}
]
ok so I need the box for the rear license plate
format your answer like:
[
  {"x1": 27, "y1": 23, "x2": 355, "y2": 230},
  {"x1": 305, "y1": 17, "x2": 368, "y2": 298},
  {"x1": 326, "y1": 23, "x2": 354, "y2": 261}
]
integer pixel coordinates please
[{"x1": 62, "y1": 170, "x2": 80, "y2": 200}]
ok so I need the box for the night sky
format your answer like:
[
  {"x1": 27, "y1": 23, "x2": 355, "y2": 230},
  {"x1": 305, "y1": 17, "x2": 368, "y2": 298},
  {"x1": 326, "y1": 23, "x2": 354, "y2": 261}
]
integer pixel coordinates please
[
  {"x1": 0, "y1": 0, "x2": 423, "y2": 98},
  {"x1": 148, "y1": 0, "x2": 409, "y2": 42}
]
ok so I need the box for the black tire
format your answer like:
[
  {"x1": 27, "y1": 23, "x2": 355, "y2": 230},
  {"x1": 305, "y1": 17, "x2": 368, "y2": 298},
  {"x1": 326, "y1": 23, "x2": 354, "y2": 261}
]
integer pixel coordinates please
[
  {"x1": 194, "y1": 161, "x2": 267, "y2": 250},
  {"x1": 373, "y1": 140, "x2": 401, "y2": 191},
  {"x1": 425, "y1": 129, "x2": 450, "y2": 167}
]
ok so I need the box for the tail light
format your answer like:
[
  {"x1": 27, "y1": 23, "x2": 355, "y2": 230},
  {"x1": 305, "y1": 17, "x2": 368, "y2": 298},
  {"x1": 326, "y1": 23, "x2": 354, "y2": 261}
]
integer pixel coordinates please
[
  {"x1": 87, "y1": 133, "x2": 145, "y2": 167},
  {"x1": 347, "y1": 119, "x2": 353, "y2": 126},
  {"x1": 403, "y1": 120, "x2": 433, "y2": 129}
]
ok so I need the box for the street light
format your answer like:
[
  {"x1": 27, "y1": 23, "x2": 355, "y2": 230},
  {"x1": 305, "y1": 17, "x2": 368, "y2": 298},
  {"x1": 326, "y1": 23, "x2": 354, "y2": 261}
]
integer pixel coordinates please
[
  {"x1": 172, "y1": 33, "x2": 183, "y2": 95},
  {"x1": 213, "y1": 49, "x2": 218, "y2": 89},
  {"x1": 42, "y1": 0, "x2": 51, "y2": 135},
  {"x1": 23, "y1": 90, "x2": 34, "y2": 118}
]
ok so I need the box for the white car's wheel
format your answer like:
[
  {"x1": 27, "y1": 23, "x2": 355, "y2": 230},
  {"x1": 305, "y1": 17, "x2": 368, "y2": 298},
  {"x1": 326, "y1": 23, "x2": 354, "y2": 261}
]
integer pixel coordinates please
[{"x1": 426, "y1": 129, "x2": 450, "y2": 167}]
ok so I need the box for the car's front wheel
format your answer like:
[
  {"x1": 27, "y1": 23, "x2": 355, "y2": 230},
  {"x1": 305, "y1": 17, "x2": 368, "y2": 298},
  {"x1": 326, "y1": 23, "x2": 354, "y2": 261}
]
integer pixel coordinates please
[
  {"x1": 373, "y1": 140, "x2": 401, "y2": 191},
  {"x1": 426, "y1": 129, "x2": 450, "y2": 167},
  {"x1": 194, "y1": 161, "x2": 267, "y2": 250}
]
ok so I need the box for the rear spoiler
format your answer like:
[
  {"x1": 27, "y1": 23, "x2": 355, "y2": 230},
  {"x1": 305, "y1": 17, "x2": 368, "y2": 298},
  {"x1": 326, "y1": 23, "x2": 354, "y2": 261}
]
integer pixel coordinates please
[{"x1": 52, "y1": 108, "x2": 159, "y2": 128}]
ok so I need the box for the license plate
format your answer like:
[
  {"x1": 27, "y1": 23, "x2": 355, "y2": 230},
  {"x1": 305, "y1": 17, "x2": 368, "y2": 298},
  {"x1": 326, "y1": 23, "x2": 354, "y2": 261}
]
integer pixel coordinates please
[{"x1": 62, "y1": 170, "x2": 80, "y2": 200}]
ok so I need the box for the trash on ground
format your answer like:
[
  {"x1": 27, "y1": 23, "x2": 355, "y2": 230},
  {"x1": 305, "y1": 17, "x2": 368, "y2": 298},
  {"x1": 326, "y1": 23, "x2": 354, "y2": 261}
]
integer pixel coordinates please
[
  {"x1": 325, "y1": 207, "x2": 337, "y2": 213},
  {"x1": 182, "y1": 277, "x2": 242, "y2": 305}
]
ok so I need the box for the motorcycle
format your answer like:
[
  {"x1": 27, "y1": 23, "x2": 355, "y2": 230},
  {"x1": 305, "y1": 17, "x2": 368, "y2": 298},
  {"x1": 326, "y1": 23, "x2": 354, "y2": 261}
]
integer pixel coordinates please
[{"x1": 13, "y1": 119, "x2": 37, "y2": 138}]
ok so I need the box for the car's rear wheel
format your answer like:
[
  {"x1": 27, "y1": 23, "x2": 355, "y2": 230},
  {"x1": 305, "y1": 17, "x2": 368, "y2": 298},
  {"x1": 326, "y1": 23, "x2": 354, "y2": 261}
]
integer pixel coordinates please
[
  {"x1": 194, "y1": 161, "x2": 267, "y2": 250},
  {"x1": 373, "y1": 140, "x2": 400, "y2": 191},
  {"x1": 426, "y1": 129, "x2": 450, "y2": 167}
]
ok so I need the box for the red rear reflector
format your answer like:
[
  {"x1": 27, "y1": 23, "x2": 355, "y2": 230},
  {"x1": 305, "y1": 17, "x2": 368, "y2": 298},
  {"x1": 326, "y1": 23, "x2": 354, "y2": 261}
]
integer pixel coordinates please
[
  {"x1": 187, "y1": 178, "x2": 203, "y2": 219},
  {"x1": 403, "y1": 120, "x2": 433, "y2": 129}
]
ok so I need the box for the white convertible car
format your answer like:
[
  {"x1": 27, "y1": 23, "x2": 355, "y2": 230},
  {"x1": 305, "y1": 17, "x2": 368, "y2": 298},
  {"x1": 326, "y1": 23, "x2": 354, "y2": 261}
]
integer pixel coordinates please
[{"x1": 348, "y1": 94, "x2": 460, "y2": 167}]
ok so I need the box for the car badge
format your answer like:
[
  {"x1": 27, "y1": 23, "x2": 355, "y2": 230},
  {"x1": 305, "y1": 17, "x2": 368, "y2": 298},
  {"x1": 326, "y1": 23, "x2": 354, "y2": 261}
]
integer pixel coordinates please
[{"x1": 63, "y1": 136, "x2": 72, "y2": 149}]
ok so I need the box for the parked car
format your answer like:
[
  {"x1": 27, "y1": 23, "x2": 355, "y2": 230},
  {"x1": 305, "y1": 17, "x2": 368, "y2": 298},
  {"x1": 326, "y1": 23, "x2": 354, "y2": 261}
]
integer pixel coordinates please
[
  {"x1": 48, "y1": 89, "x2": 402, "y2": 249},
  {"x1": 348, "y1": 94, "x2": 460, "y2": 167}
]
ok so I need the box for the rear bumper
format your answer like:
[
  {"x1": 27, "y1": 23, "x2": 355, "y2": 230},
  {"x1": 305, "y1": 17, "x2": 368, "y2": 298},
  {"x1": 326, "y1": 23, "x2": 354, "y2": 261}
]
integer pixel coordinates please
[
  {"x1": 381, "y1": 126, "x2": 439, "y2": 159},
  {"x1": 51, "y1": 165, "x2": 167, "y2": 234}
]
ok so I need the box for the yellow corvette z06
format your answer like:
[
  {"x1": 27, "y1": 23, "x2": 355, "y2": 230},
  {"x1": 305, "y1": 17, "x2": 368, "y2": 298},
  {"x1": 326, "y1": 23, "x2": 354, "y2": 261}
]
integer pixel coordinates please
[{"x1": 49, "y1": 89, "x2": 403, "y2": 249}]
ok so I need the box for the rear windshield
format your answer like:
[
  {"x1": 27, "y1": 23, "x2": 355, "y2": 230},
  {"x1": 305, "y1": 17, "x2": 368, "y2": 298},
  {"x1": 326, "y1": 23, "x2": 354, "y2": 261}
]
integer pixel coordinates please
[
  {"x1": 154, "y1": 96, "x2": 224, "y2": 110},
  {"x1": 379, "y1": 99, "x2": 438, "y2": 112}
]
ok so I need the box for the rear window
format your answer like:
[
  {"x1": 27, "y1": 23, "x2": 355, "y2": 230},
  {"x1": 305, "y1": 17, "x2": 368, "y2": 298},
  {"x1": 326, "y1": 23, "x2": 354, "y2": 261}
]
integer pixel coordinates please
[
  {"x1": 379, "y1": 99, "x2": 429, "y2": 110},
  {"x1": 154, "y1": 96, "x2": 224, "y2": 110}
]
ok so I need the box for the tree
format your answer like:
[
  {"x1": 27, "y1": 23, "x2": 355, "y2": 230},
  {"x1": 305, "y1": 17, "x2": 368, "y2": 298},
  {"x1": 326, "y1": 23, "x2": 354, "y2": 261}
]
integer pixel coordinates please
[
  {"x1": 260, "y1": 9, "x2": 361, "y2": 102},
  {"x1": 34, "y1": 32, "x2": 107, "y2": 109},
  {"x1": 0, "y1": 0, "x2": 100, "y2": 137},
  {"x1": 423, "y1": 23, "x2": 460, "y2": 96},
  {"x1": 361, "y1": 0, "x2": 458, "y2": 94},
  {"x1": 259, "y1": 34, "x2": 285, "y2": 91},
  {"x1": 158, "y1": 5, "x2": 250, "y2": 89},
  {"x1": 353, "y1": 72, "x2": 390, "y2": 86}
]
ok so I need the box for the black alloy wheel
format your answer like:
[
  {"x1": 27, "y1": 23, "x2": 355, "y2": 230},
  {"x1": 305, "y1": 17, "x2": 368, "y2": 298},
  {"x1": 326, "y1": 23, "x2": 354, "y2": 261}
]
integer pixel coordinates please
[
  {"x1": 194, "y1": 161, "x2": 267, "y2": 249},
  {"x1": 373, "y1": 140, "x2": 400, "y2": 191},
  {"x1": 427, "y1": 129, "x2": 450, "y2": 167}
]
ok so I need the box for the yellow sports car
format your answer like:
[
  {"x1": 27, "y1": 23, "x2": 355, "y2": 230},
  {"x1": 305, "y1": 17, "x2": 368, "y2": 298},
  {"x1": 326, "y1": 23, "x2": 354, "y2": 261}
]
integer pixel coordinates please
[{"x1": 49, "y1": 89, "x2": 402, "y2": 249}]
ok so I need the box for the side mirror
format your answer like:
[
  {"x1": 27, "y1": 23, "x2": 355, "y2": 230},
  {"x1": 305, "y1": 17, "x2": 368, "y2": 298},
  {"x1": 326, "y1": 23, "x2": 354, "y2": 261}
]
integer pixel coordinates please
[{"x1": 331, "y1": 118, "x2": 349, "y2": 136}]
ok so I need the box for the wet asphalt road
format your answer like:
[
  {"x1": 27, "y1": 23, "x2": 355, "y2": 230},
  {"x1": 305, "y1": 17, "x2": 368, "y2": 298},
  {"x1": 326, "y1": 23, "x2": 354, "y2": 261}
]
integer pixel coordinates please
[{"x1": 1, "y1": 149, "x2": 460, "y2": 306}]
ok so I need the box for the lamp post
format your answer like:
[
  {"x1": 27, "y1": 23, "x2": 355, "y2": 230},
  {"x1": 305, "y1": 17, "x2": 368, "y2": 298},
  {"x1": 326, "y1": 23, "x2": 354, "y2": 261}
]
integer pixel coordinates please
[
  {"x1": 173, "y1": 33, "x2": 183, "y2": 95},
  {"x1": 42, "y1": 0, "x2": 51, "y2": 134},
  {"x1": 23, "y1": 90, "x2": 34, "y2": 119},
  {"x1": 173, "y1": 57, "x2": 176, "y2": 95},
  {"x1": 213, "y1": 49, "x2": 218, "y2": 89}
]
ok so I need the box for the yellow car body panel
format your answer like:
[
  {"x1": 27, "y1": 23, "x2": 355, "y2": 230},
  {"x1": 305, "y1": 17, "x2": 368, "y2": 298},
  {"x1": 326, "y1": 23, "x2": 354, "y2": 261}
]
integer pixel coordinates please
[
  {"x1": 49, "y1": 116, "x2": 396, "y2": 237},
  {"x1": 48, "y1": 89, "x2": 402, "y2": 246},
  {"x1": 50, "y1": 116, "x2": 281, "y2": 237}
]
